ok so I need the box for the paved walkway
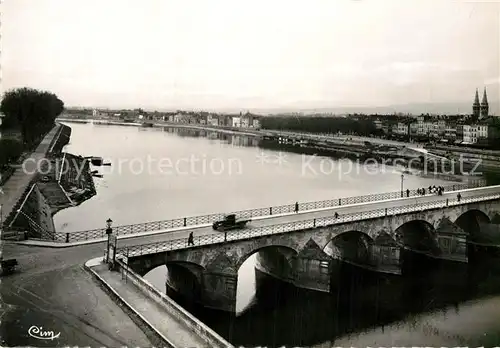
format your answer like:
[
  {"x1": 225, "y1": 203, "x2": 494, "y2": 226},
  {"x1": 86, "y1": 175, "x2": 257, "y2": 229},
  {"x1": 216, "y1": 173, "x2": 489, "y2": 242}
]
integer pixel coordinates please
[
  {"x1": 86, "y1": 258, "x2": 216, "y2": 348},
  {"x1": 0, "y1": 125, "x2": 62, "y2": 225},
  {"x1": 0, "y1": 242, "x2": 154, "y2": 347}
]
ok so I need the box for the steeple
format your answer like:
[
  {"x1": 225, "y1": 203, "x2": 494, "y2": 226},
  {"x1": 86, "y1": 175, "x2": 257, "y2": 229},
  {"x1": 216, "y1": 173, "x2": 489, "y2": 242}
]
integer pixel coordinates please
[
  {"x1": 482, "y1": 87, "x2": 488, "y2": 104},
  {"x1": 481, "y1": 87, "x2": 489, "y2": 118},
  {"x1": 472, "y1": 88, "x2": 481, "y2": 120}
]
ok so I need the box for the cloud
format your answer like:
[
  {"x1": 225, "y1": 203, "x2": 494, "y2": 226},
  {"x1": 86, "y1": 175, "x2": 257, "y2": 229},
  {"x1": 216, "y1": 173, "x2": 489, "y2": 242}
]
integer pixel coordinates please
[{"x1": 484, "y1": 76, "x2": 500, "y2": 85}]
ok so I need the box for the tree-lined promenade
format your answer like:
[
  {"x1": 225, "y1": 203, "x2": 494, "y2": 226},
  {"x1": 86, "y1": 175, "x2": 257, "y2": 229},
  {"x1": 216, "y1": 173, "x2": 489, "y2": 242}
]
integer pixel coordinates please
[
  {"x1": 0, "y1": 87, "x2": 64, "y2": 170},
  {"x1": 260, "y1": 115, "x2": 379, "y2": 136}
]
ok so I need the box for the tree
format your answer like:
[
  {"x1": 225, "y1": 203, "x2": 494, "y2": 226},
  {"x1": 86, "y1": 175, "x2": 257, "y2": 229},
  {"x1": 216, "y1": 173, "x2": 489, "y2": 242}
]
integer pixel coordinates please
[
  {"x1": 260, "y1": 115, "x2": 378, "y2": 136},
  {"x1": 0, "y1": 139, "x2": 23, "y2": 168},
  {"x1": 0, "y1": 87, "x2": 64, "y2": 148}
]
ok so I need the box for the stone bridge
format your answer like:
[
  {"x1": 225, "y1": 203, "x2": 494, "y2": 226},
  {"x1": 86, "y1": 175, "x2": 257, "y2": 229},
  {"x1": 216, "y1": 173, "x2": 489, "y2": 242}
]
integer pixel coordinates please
[{"x1": 126, "y1": 199, "x2": 500, "y2": 312}]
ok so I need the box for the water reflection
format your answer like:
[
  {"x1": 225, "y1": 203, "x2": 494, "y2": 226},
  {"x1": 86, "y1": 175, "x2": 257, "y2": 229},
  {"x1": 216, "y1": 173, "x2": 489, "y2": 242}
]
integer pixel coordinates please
[
  {"x1": 149, "y1": 249, "x2": 500, "y2": 347},
  {"x1": 164, "y1": 127, "x2": 261, "y2": 147},
  {"x1": 55, "y1": 123, "x2": 455, "y2": 232}
]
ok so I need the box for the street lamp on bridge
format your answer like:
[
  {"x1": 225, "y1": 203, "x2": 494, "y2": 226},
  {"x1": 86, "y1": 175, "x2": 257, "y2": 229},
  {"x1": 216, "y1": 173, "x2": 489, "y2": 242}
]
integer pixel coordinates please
[
  {"x1": 105, "y1": 218, "x2": 113, "y2": 263},
  {"x1": 400, "y1": 174, "x2": 404, "y2": 198}
]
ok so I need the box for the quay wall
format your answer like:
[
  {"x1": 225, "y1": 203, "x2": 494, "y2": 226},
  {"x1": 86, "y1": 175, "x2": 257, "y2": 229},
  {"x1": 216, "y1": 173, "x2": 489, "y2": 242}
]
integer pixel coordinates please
[
  {"x1": 2, "y1": 124, "x2": 66, "y2": 229},
  {"x1": 85, "y1": 262, "x2": 176, "y2": 348},
  {"x1": 7, "y1": 183, "x2": 56, "y2": 239},
  {"x1": 116, "y1": 260, "x2": 234, "y2": 348},
  {"x1": 3, "y1": 123, "x2": 97, "y2": 239},
  {"x1": 48, "y1": 123, "x2": 71, "y2": 155}
]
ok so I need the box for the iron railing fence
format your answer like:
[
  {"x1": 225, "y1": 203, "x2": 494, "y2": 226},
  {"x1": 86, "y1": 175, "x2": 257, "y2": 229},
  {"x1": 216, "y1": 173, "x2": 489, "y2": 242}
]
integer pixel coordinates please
[
  {"x1": 117, "y1": 191, "x2": 500, "y2": 263},
  {"x1": 55, "y1": 180, "x2": 485, "y2": 243}
]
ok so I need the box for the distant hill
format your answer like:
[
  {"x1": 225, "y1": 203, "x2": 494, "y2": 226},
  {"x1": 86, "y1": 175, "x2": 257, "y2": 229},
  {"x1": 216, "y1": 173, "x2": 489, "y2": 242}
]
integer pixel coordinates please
[
  {"x1": 69, "y1": 101, "x2": 499, "y2": 117},
  {"x1": 244, "y1": 102, "x2": 500, "y2": 116}
]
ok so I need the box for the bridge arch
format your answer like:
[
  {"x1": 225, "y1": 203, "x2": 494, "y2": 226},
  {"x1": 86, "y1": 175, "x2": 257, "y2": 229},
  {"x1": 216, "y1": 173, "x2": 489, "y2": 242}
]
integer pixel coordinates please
[
  {"x1": 165, "y1": 261, "x2": 205, "y2": 303},
  {"x1": 233, "y1": 245, "x2": 299, "y2": 313},
  {"x1": 455, "y1": 209, "x2": 490, "y2": 240},
  {"x1": 394, "y1": 219, "x2": 439, "y2": 253},
  {"x1": 235, "y1": 245, "x2": 299, "y2": 270},
  {"x1": 324, "y1": 230, "x2": 373, "y2": 265}
]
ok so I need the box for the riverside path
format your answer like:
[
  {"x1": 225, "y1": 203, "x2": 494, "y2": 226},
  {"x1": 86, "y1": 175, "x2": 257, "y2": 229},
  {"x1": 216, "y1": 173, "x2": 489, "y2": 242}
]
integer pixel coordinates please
[{"x1": 0, "y1": 125, "x2": 64, "y2": 227}]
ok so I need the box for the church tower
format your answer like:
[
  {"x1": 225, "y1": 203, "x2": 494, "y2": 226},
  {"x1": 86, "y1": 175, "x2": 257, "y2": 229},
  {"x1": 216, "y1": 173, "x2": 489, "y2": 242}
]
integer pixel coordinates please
[
  {"x1": 472, "y1": 88, "x2": 481, "y2": 120},
  {"x1": 481, "y1": 87, "x2": 489, "y2": 118}
]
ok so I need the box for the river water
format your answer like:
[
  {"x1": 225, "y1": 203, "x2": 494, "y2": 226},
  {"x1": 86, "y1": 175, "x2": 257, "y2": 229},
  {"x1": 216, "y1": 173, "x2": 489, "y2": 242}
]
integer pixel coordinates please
[{"x1": 54, "y1": 122, "x2": 500, "y2": 347}]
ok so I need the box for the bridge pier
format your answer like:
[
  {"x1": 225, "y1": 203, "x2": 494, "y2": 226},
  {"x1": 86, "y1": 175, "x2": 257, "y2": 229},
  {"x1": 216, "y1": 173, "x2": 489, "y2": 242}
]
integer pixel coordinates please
[
  {"x1": 254, "y1": 244, "x2": 332, "y2": 293},
  {"x1": 201, "y1": 271, "x2": 237, "y2": 312},
  {"x1": 290, "y1": 239, "x2": 333, "y2": 292},
  {"x1": 144, "y1": 230, "x2": 474, "y2": 312},
  {"x1": 165, "y1": 268, "x2": 238, "y2": 312}
]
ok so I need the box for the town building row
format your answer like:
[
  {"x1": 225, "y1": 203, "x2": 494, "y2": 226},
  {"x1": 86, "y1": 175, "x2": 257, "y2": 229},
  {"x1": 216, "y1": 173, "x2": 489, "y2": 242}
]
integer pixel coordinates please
[
  {"x1": 373, "y1": 88, "x2": 498, "y2": 145},
  {"x1": 90, "y1": 109, "x2": 263, "y2": 129}
]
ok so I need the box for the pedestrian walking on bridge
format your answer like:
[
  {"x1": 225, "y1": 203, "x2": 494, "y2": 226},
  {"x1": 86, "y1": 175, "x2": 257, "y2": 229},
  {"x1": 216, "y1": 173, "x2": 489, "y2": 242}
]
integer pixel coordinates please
[
  {"x1": 188, "y1": 232, "x2": 194, "y2": 246},
  {"x1": 457, "y1": 193, "x2": 461, "y2": 202},
  {"x1": 295, "y1": 201, "x2": 299, "y2": 213}
]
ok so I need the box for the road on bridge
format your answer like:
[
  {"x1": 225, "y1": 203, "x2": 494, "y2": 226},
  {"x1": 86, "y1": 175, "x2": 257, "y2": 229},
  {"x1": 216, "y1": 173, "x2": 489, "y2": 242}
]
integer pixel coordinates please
[{"x1": 115, "y1": 186, "x2": 496, "y2": 250}]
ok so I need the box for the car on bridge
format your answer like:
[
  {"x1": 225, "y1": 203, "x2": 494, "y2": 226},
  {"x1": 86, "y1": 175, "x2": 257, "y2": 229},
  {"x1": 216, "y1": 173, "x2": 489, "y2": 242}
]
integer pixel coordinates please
[{"x1": 212, "y1": 214, "x2": 250, "y2": 231}]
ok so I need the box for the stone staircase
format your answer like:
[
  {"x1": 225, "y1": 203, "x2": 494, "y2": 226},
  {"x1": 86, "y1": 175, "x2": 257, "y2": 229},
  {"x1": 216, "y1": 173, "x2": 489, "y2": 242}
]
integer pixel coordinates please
[{"x1": 37, "y1": 181, "x2": 73, "y2": 213}]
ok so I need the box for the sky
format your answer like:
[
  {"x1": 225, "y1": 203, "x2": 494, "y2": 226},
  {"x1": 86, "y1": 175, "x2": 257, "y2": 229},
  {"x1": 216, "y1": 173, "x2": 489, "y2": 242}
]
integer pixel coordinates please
[{"x1": 1, "y1": 0, "x2": 500, "y2": 112}]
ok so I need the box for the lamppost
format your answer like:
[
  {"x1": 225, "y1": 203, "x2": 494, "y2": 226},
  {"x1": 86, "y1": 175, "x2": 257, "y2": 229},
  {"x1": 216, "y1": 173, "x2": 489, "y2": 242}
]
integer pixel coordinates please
[
  {"x1": 400, "y1": 174, "x2": 404, "y2": 197},
  {"x1": 105, "y1": 218, "x2": 113, "y2": 263},
  {"x1": 0, "y1": 203, "x2": 3, "y2": 243},
  {"x1": 0, "y1": 184, "x2": 4, "y2": 237}
]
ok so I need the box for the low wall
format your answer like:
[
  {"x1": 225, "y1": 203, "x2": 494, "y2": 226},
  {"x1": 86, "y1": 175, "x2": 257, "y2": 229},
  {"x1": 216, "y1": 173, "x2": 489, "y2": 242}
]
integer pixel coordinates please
[
  {"x1": 7, "y1": 183, "x2": 55, "y2": 238},
  {"x1": 84, "y1": 263, "x2": 175, "y2": 348},
  {"x1": 47, "y1": 123, "x2": 71, "y2": 156},
  {"x1": 116, "y1": 259, "x2": 234, "y2": 348},
  {"x1": 2, "y1": 123, "x2": 67, "y2": 223},
  {"x1": 2, "y1": 123, "x2": 95, "y2": 239}
]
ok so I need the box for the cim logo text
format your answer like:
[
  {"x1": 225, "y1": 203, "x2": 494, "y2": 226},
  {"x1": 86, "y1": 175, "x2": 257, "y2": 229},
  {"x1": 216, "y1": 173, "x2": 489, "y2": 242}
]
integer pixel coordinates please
[{"x1": 28, "y1": 326, "x2": 61, "y2": 340}]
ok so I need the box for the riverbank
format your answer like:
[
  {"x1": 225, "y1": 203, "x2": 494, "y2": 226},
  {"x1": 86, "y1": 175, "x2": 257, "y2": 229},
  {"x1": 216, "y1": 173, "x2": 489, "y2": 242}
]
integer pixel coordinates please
[
  {"x1": 57, "y1": 118, "x2": 263, "y2": 137},
  {"x1": 1, "y1": 123, "x2": 98, "y2": 240},
  {"x1": 0, "y1": 124, "x2": 67, "y2": 231},
  {"x1": 57, "y1": 117, "x2": 500, "y2": 177},
  {"x1": 259, "y1": 139, "x2": 482, "y2": 184}
]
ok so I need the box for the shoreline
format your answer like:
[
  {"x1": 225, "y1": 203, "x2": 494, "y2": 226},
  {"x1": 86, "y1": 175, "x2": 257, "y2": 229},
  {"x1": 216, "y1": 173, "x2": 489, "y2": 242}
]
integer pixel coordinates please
[
  {"x1": 58, "y1": 116, "x2": 500, "y2": 158},
  {"x1": 2, "y1": 123, "x2": 98, "y2": 240},
  {"x1": 57, "y1": 117, "x2": 495, "y2": 183},
  {"x1": 57, "y1": 118, "x2": 263, "y2": 137},
  {"x1": 0, "y1": 125, "x2": 67, "y2": 228}
]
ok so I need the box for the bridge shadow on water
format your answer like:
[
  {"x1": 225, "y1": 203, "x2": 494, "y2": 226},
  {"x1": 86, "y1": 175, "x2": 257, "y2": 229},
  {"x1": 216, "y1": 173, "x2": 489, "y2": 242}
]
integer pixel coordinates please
[{"x1": 165, "y1": 246, "x2": 500, "y2": 348}]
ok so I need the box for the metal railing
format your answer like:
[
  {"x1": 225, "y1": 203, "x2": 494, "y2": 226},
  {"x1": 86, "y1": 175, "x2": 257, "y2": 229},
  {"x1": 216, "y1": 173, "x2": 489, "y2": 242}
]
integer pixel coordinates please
[
  {"x1": 117, "y1": 191, "x2": 500, "y2": 262},
  {"x1": 53, "y1": 180, "x2": 485, "y2": 243}
]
